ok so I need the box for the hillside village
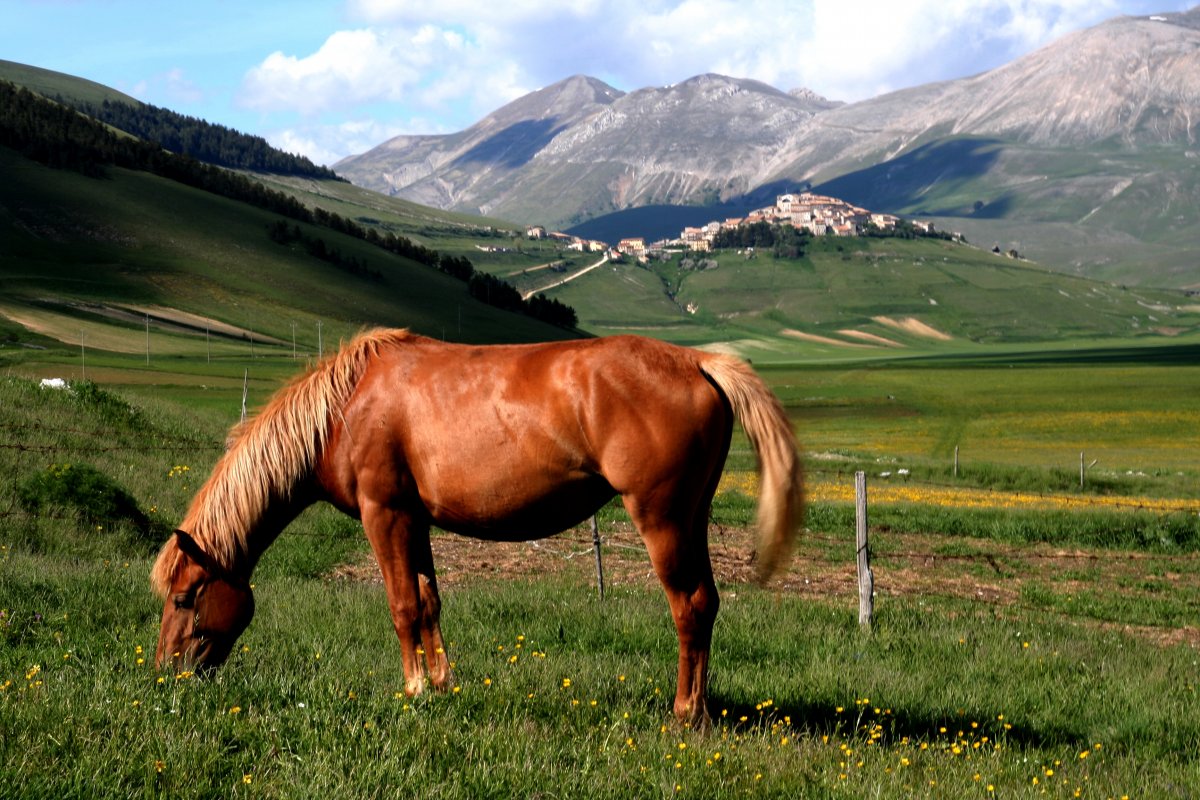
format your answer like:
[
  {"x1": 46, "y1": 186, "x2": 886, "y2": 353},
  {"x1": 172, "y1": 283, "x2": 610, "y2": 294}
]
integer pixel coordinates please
[{"x1": 523, "y1": 192, "x2": 947, "y2": 261}]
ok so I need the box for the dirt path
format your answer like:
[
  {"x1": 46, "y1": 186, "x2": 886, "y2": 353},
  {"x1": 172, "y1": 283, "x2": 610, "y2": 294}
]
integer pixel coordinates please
[
  {"x1": 521, "y1": 254, "x2": 609, "y2": 300},
  {"x1": 503, "y1": 260, "x2": 566, "y2": 278}
]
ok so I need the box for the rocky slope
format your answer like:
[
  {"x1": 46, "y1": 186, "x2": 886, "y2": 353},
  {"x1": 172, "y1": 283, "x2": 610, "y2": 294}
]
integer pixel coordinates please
[{"x1": 336, "y1": 73, "x2": 835, "y2": 223}]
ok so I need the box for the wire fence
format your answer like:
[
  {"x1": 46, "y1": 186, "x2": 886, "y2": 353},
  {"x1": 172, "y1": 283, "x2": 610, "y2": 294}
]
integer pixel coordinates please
[{"x1": 6, "y1": 423, "x2": 1200, "y2": 644}]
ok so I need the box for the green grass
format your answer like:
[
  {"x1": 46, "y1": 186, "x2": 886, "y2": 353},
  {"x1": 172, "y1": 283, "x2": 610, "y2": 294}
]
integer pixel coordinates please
[
  {"x1": 0, "y1": 343, "x2": 1198, "y2": 796},
  {"x1": 3, "y1": 549, "x2": 1198, "y2": 798},
  {"x1": 0, "y1": 59, "x2": 141, "y2": 108},
  {"x1": 760, "y1": 359, "x2": 1200, "y2": 481}
]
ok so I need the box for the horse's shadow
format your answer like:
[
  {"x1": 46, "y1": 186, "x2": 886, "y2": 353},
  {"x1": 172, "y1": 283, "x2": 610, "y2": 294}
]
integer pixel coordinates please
[{"x1": 703, "y1": 693, "x2": 1068, "y2": 750}]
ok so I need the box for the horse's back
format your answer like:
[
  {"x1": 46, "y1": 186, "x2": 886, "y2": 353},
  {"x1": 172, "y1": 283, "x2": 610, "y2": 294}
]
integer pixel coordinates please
[{"x1": 322, "y1": 335, "x2": 732, "y2": 538}]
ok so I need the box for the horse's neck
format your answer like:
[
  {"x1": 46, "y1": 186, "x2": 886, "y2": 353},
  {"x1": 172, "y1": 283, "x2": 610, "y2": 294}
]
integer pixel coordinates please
[
  {"x1": 186, "y1": 467, "x2": 315, "y2": 578},
  {"x1": 239, "y1": 480, "x2": 316, "y2": 573}
]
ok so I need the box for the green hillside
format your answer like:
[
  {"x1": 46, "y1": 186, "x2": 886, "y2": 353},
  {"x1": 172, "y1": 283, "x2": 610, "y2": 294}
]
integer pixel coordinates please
[
  {"x1": 0, "y1": 59, "x2": 140, "y2": 108},
  {"x1": 516, "y1": 235, "x2": 1200, "y2": 361},
  {"x1": 253, "y1": 173, "x2": 569, "y2": 273},
  {"x1": 0, "y1": 59, "x2": 574, "y2": 277},
  {"x1": 0, "y1": 61, "x2": 591, "y2": 386},
  {"x1": 0, "y1": 145, "x2": 579, "y2": 385},
  {"x1": 814, "y1": 136, "x2": 1200, "y2": 291}
]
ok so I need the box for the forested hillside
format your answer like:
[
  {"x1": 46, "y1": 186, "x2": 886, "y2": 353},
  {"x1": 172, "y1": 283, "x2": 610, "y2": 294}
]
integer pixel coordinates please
[{"x1": 76, "y1": 98, "x2": 342, "y2": 179}]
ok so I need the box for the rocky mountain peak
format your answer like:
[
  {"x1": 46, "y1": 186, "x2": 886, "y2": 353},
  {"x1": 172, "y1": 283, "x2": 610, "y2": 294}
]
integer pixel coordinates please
[{"x1": 788, "y1": 86, "x2": 844, "y2": 110}]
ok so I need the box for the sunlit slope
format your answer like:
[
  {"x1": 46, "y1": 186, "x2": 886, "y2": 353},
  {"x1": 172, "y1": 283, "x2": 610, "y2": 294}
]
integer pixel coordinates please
[
  {"x1": 0, "y1": 59, "x2": 140, "y2": 108},
  {"x1": 536, "y1": 237, "x2": 1200, "y2": 358},
  {"x1": 0, "y1": 147, "x2": 577, "y2": 356}
]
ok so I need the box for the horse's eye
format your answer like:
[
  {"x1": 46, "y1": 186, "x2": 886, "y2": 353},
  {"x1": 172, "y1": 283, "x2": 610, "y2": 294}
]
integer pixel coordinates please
[{"x1": 172, "y1": 593, "x2": 191, "y2": 610}]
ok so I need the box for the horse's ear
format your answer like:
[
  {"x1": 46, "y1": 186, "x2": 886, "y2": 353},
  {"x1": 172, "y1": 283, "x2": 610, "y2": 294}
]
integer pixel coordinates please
[{"x1": 174, "y1": 529, "x2": 221, "y2": 575}]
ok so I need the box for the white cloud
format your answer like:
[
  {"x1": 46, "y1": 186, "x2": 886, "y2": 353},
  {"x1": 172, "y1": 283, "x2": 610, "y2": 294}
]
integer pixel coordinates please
[
  {"x1": 341, "y1": 0, "x2": 1153, "y2": 103},
  {"x1": 347, "y1": 0, "x2": 606, "y2": 25},
  {"x1": 240, "y1": 28, "x2": 421, "y2": 114},
  {"x1": 237, "y1": 20, "x2": 531, "y2": 124},
  {"x1": 239, "y1": 0, "x2": 1186, "y2": 162},
  {"x1": 795, "y1": 0, "x2": 1137, "y2": 100}
]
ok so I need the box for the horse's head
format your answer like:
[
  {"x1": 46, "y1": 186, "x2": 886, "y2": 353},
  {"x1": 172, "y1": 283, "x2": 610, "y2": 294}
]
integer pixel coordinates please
[{"x1": 155, "y1": 530, "x2": 254, "y2": 673}]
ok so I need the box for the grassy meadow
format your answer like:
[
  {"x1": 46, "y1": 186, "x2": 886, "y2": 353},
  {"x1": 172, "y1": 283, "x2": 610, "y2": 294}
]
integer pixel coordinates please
[
  {"x1": 536, "y1": 237, "x2": 1200, "y2": 356},
  {"x1": 2, "y1": 334, "x2": 1199, "y2": 797}
]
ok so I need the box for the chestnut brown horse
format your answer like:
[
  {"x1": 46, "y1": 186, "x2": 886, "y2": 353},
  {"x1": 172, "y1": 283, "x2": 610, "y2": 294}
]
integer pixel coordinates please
[{"x1": 152, "y1": 328, "x2": 803, "y2": 725}]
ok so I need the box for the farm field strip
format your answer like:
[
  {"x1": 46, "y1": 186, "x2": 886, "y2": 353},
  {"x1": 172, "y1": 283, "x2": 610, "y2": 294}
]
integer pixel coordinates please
[{"x1": 718, "y1": 471, "x2": 1199, "y2": 514}]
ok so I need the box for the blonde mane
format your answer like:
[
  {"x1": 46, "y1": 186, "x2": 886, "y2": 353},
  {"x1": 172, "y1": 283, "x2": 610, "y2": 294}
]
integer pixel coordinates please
[{"x1": 151, "y1": 328, "x2": 412, "y2": 597}]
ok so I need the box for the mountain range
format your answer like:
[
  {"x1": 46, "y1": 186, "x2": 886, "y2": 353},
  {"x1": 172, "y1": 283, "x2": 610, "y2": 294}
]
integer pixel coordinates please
[{"x1": 335, "y1": 7, "x2": 1200, "y2": 290}]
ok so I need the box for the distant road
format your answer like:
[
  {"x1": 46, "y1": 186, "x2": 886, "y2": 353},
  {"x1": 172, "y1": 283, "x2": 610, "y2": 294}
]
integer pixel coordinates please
[
  {"x1": 503, "y1": 260, "x2": 566, "y2": 278},
  {"x1": 521, "y1": 254, "x2": 609, "y2": 300}
]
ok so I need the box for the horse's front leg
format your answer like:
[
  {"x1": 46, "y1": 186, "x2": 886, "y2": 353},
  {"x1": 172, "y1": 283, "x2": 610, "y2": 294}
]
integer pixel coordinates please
[
  {"x1": 413, "y1": 535, "x2": 452, "y2": 691},
  {"x1": 361, "y1": 503, "x2": 436, "y2": 696}
]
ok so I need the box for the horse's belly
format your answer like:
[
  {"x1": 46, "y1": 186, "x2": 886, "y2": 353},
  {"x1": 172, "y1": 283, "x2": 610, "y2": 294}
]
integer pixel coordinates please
[{"x1": 422, "y1": 472, "x2": 614, "y2": 542}]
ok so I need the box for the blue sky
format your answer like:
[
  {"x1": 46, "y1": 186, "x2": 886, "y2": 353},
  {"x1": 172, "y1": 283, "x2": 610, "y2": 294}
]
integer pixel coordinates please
[{"x1": 4, "y1": 0, "x2": 1192, "y2": 165}]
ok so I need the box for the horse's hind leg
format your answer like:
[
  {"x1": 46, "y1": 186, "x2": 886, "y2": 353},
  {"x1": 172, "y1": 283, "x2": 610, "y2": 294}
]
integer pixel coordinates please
[
  {"x1": 628, "y1": 499, "x2": 720, "y2": 728},
  {"x1": 361, "y1": 503, "x2": 436, "y2": 697}
]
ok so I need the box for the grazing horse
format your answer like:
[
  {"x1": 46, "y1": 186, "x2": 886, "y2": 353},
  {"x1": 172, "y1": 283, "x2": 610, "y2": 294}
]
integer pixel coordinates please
[{"x1": 152, "y1": 329, "x2": 803, "y2": 725}]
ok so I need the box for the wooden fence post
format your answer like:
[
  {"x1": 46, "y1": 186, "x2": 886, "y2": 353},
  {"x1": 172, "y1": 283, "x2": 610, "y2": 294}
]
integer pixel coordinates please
[
  {"x1": 855, "y1": 471, "x2": 874, "y2": 630},
  {"x1": 591, "y1": 515, "x2": 606, "y2": 600}
]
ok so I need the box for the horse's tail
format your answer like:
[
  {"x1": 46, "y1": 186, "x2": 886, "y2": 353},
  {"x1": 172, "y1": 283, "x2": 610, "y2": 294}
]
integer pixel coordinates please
[{"x1": 700, "y1": 355, "x2": 804, "y2": 582}]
